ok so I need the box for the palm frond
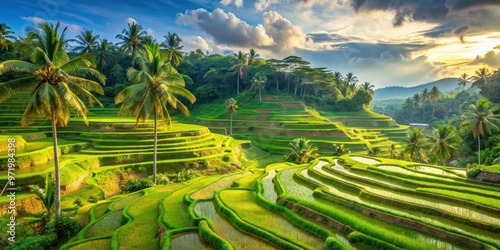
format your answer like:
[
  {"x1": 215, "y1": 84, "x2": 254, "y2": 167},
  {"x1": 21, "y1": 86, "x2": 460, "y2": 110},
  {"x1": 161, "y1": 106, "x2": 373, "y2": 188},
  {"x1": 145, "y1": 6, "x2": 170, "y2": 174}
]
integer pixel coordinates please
[{"x1": 0, "y1": 60, "x2": 37, "y2": 74}]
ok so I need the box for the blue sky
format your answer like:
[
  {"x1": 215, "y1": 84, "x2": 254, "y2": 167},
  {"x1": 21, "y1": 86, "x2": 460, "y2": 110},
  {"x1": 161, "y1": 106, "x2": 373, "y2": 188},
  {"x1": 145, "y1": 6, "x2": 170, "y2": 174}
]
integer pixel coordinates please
[{"x1": 1, "y1": 0, "x2": 500, "y2": 88}]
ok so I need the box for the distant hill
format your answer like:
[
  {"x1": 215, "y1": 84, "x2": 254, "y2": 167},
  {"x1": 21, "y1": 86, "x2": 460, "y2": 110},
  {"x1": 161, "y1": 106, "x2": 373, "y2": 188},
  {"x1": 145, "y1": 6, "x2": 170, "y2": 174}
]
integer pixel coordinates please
[{"x1": 373, "y1": 78, "x2": 462, "y2": 101}]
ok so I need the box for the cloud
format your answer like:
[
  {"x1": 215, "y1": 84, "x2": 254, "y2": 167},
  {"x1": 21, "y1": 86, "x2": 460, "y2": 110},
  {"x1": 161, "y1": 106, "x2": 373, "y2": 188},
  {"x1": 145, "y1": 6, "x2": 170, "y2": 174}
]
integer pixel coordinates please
[
  {"x1": 146, "y1": 28, "x2": 154, "y2": 36},
  {"x1": 471, "y1": 49, "x2": 500, "y2": 68},
  {"x1": 126, "y1": 17, "x2": 137, "y2": 24},
  {"x1": 220, "y1": 0, "x2": 244, "y2": 8},
  {"x1": 262, "y1": 11, "x2": 308, "y2": 51},
  {"x1": 21, "y1": 16, "x2": 82, "y2": 33},
  {"x1": 177, "y1": 8, "x2": 275, "y2": 47},
  {"x1": 183, "y1": 36, "x2": 211, "y2": 53},
  {"x1": 255, "y1": 0, "x2": 281, "y2": 11}
]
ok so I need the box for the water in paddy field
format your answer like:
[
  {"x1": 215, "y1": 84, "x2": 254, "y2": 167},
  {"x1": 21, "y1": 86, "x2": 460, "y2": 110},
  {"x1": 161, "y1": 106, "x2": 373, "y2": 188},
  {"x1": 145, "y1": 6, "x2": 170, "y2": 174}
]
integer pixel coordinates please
[
  {"x1": 349, "y1": 156, "x2": 380, "y2": 165},
  {"x1": 261, "y1": 169, "x2": 279, "y2": 202},
  {"x1": 412, "y1": 166, "x2": 464, "y2": 177},
  {"x1": 170, "y1": 232, "x2": 212, "y2": 250}
]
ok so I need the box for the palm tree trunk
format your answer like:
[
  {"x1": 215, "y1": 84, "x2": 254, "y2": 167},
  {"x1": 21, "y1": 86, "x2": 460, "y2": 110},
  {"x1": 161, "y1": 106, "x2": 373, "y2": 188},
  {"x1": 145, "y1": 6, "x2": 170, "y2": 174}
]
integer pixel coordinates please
[
  {"x1": 275, "y1": 73, "x2": 279, "y2": 93},
  {"x1": 51, "y1": 114, "x2": 60, "y2": 217},
  {"x1": 478, "y1": 136, "x2": 481, "y2": 165},
  {"x1": 230, "y1": 113, "x2": 233, "y2": 135},
  {"x1": 433, "y1": 100, "x2": 436, "y2": 118},
  {"x1": 237, "y1": 75, "x2": 240, "y2": 95},
  {"x1": 259, "y1": 89, "x2": 262, "y2": 102},
  {"x1": 153, "y1": 106, "x2": 157, "y2": 185}
]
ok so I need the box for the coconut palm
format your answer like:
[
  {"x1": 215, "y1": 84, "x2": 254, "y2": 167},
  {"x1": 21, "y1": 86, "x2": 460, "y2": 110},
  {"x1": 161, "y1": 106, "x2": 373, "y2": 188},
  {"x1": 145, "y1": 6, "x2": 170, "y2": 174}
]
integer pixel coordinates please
[
  {"x1": 250, "y1": 73, "x2": 267, "y2": 102},
  {"x1": 332, "y1": 143, "x2": 350, "y2": 156},
  {"x1": 429, "y1": 86, "x2": 441, "y2": 118},
  {"x1": 460, "y1": 99, "x2": 500, "y2": 165},
  {"x1": 115, "y1": 42, "x2": 196, "y2": 185},
  {"x1": 403, "y1": 127, "x2": 429, "y2": 162},
  {"x1": 70, "y1": 29, "x2": 99, "y2": 54},
  {"x1": 225, "y1": 98, "x2": 238, "y2": 135},
  {"x1": 229, "y1": 51, "x2": 248, "y2": 95},
  {"x1": 421, "y1": 88, "x2": 429, "y2": 118},
  {"x1": 94, "y1": 39, "x2": 113, "y2": 73},
  {"x1": 286, "y1": 137, "x2": 319, "y2": 164},
  {"x1": 428, "y1": 125, "x2": 462, "y2": 166},
  {"x1": 458, "y1": 73, "x2": 469, "y2": 90},
  {"x1": 389, "y1": 143, "x2": 397, "y2": 159},
  {"x1": 248, "y1": 48, "x2": 259, "y2": 65},
  {"x1": 412, "y1": 93, "x2": 421, "y2": 108},
  {"x1": 343, "y1": 72, "x2": 358, "y2": 97},
  {"x1": 470, "y1": 67, "x2": 490, "y2": 89},
  {"x1": 161, "y1": 32, "x2": 184, "y2": 67},
  {"x1": 360, "y1": 82, "x2": 374, "y2": 94},
  {"x1": 0, "y1": 22, "x2": 105, "y2": 217},
  {"x1": 116, "y1": 22, "x2": 147, "y2": 54},
  {"x1": 0, "y1": 23, "x2": 15, "y2": 51}
]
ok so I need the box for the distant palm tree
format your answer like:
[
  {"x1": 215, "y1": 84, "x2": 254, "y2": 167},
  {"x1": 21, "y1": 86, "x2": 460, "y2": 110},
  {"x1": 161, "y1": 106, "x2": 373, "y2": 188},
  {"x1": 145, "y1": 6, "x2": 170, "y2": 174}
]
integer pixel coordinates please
[
  {"x1": 248, "y1": 48, "x2": 259, "y2": 65},
  {"x1": 389, "y1": 143, "x2": 397, "y2": 159},
  {"x1": 403, "y1": 127, "x2": 429, "y2": 162},
  {"x1": 116, "y1": 22, "x2": 147, "y2": 54},
  {"x1": 421, "y1": 88, "x2": 429, "y2": 118},
  {"x1": 251, "y1": 73, "x2": 267, "y2": 102},
  {"x1": 115, "y1": 42, "x2": 196, "y2": 184},
  {"x1": 360, "y1": 82, "x2": 374, "y2": 94},
  {"x1": 428, "y1": 125, "x2": 462, "y2": 166},
  {"x1": 429, "y1": 86, "x2": 441, "y2": 118},
  {"x1": 332, "y1": 143, "x2": 350, "y2": 156},
  {"x1": 470, "y1": 67, "x2": 490, "y2": 89},
  {"x1": 0, "y1": 23, "x2": 15, "y2": 51},
  {"x1": 458, "y1": 73, "x2": 469, "y2": 90},
  {"x1": 333, "y1": 72, "x2": 343, "y2": 91},
  {"x1": 162, "y1": 32, "x2": 184, "y2": 67},
  {"x1": 229, "y1": 51, "x2": 248, "y2": 95},
  {"x1": 94, "y1": 39, "x2": 113, "y2": 73},
  {"x1": 366, "y1": 146, "x2": 381, "y2": 157},
  {"x1": 70, "y1": 28, "x2": 99, "y2": 54},
  {"x1": 225, "y1": 98, "x2": 238, "y2": 135},
  {"x1": 286, "y1": 137, "x2": 319, "y2": 164},
  {"x1": 0, "y1": 22, "x2": 105, "y2": 217},
  {"x1": 460, "y1": 99, "x2": 500, "y2": 165},
  {"x1": 412, "y1": 93, "x2": 421, "y2": 108},
  {"x1": 344, "y1": 72, "x2": 358, "y2": 97}
]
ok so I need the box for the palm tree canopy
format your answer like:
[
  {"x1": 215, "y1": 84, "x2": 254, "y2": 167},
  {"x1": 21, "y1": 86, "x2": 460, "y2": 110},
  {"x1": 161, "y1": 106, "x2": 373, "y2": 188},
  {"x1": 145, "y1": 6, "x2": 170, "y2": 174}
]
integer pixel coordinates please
[
  {"x1": 225, "y1": 98, "x2": 238, "y2": 113},
  {"x1": 0, "y1": 22, "x2": 105, "y2": 126},
  {"x1": 115, "y1": 42, "x2": 195, "y2": 127},
  {"x1": 429, "y1": 125, "x2": 462, "y2": 165},
  {"x1": 94, "y1": 39, "x2": 113, "y2": 72},
  {"x1": 458, "y1": 73, "x2": 469, "y2": 88},
  {"x1": 430, "y1": 86, "x2": 441, "y2": 101},
  {"x1": 161, "y1": 32, "x2": 184, "y2": 66},
  {"x1": 229, "y1": 51, "x2": 248, "y2": 78},
  {"x1": 403, "y1": 127, "x2": 429, "y2": 162},
  {"x1": 287, "y1": 137, "x2": 319, "y2": 164},
  {"x1": 361, "y1": 82, "x2": 374, "y2": 94},
  {"x1": 70, "y1": 28, "x2": 99, "y2": 54},
  {"x1": 250, "y1": 73, "x2": 267, "y2": 91},
  {"x1": 248, "y1": 48, "x2": 259, "y2": 64},
  {"x1": 460, "y1": 99, "x2": 500, "y2": 140},
  {"x1": 0, "y1": 23, "x2": 16, "y2": 51},
  {"x1": 470, "y1": 67, "x2": 491, "y2": 88},
  {"x1": 115, "y1": 22, "x2": 147, "y2": 54}
]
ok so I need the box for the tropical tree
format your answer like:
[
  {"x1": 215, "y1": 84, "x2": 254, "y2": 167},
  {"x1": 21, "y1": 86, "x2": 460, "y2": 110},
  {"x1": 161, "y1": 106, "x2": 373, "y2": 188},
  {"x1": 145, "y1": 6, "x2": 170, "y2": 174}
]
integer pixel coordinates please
[
  {"x1": 421, "y1": 88, "x2": 429, "y2": 118},
  {"x1": 225, "y1": 98, "x2": 238, "y2": 135},
  {"x1": 70, "y1": 28, "x2": 99, "y2": 54},
  {"x1": 248, "y1": 48, "x2": 259, "y2": 65},
  {"x1": 428, "y1": 125, "x2": 462, "y2": 166},
  {"x1": 332, "y1": 143, "x2": 350, "y2": 156},
  {"x1": 360, "y1": 82, "x2": 374, "y2": 94},
  {"x1": 115, "y1": 22, "x2": 147, "y2": 54},
  {"x1": 250, "y1": 73, "x2": 267, "y2": 102},
  {"x1": 366, "y1": 146, "x2": 381, "y2": 157},
  {"x1": 162, "y1": 32, "x2": 184, "y2": 67},
  {"x1": 429, "y1": 86, "x2": 441, "y2": 118},
  {"x1": 229, "y1": 51, "x2": 248, "y2": 95},
  {"x1": 115, "y1": 42, "x2": 196, "y2": 185},
  {"x1": 29, "y1": 175, "x2": 55, "y2": 226},
  {"x1": 94, "y1": 39, "x2": 113, "y2": 73},
  {"x1": 0, "y1": 23, "x2": 15, "y2": 51},
  {"x1": 460, "y1": 99, "x2": 500, "y2": 165},
  {"x1": 389, "y1": 143, "x2": 397, "y2": 159},
  {"x1": 343, "y1": 72, "x2": 359, "y2": 97},
  {"x1": 458, "y1": 73, "x2": 469, "y2": 90},
  {"x1": 286, "y1": 137, "x2": 319, "y2": 164},
  {"x1": 403, "y1": 127, "x2": 429, "y2": 162},
  {"x1": 470, "y1": 67, "x2": 491, "y2": 89},
  {"x1": 0, "y1": 22, "x2": 105, "y2": 217},
  {"x1": 412, "y1": 93, "x2": 421, "y2": 108}
]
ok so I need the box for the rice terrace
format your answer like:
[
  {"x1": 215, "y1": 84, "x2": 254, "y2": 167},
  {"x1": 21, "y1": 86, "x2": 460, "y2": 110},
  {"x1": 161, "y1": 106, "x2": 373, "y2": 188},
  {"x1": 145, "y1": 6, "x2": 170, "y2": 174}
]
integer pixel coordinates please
[{"x1": 1, "y1": 1, "x2": 500, "y2": 250}]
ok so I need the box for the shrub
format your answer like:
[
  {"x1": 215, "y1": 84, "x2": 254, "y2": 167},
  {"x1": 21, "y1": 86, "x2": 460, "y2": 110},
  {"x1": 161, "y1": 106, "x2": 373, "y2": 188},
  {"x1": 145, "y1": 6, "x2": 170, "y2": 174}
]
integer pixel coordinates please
[
  {"x1": 222, "y1": 155, "x2": 231, "y2": 162},
  {"x1": 87, "y1": 195, "x2": 99, "y2": 203},
  {"x1": 466, "y1": 164, "x2": 482, "y2": 179},
  {"x1": 154, "y1": 173, "x2": 172, "y2": 185},
  {"x1": 177, "y1": 168, "x2": 199, "y2": 182},
  {"x1": 73, "y1": 198, "x2": 83, "y2": 208},
  {"x1": 248, "y1": 126, "x2": 256, "y2": 131},
  {"x1": 122, "y1": 179, "x2": 153, "y2": 193}
]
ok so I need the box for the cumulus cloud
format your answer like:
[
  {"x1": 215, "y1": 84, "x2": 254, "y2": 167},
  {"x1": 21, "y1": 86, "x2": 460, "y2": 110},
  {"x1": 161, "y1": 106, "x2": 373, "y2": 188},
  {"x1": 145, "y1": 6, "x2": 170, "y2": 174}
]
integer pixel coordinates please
[
  {"x1": 255, "y1": 0, "x2": 281, "y2": 11},
  {"x1": 126, "y1": 17, "x2": 137, "y2": 24},
  {"x1": 262, "y1": 11, "x2": 307, "y2": 51},
  {"x1": 221, "y1": 0, "x2": 244, "y2": 8},
  {"x1": 21, "y1": 16, "x2": 82, "y2": 33},
  {"x1": 183, "y1": 36, "x2": 211, "y2": 53},
  {"x1": 146, "y1": 28, "x2": 154, "y2": 36},
  {"x1": 471, "y1": 49, "x2": 500, "y2": 68}
]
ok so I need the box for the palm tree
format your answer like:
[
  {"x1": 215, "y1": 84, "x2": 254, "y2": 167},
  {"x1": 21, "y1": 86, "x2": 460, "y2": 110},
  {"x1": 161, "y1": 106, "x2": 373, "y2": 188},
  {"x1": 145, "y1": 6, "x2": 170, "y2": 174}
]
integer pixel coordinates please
[
  {"x1": 333, "y1": 72, "x2": 343, "y2": 91},
  {"x1": 470, "y1": 67, "x2": 490, "y2": 89},
  {"x1": 344, "y1": 72, "x2": 358, "y2": 97},
  {"x1": 458, "y1": 73, "x2": 469, "y2": 90},
  {"x1": 29, "y1": 175, "x2": 54, "y2": 227},
  {"x1": 70, "y1": 28, "x2": 99, "y2": 54},
  {"x1": 161, "y1": 32, "x2": 184, "y2": 67},
  {"x1": 286, "y1": 137, "x2": 319, "y2": 164},
  {"x1": 115, "y1": 42, "x2": 196, "y2": 185},
  {"x1": 389, "y1": 143, "x2": 397, "y2": 159},
  {"x1": 0, "y1": 23, "x2": 15, "y2": 51},
  {"x1": 248, "y1": 48, "x2": 259, "y2": 65},
  {"x1": 94, "y1": 39, "x2": 113, "y2": 73},
  {"x1": 412, "y1": 93, "x2": 421, "y2": 108},
  {"x1": 250, "y1": 73, "x2": 267, "y2": 102},
  {"x1": 429, "y1": 86, "x2": 441, "y2": 118},
  {"x1": 115, "y1": 22, "x2": 147, "y2": 54},
  {"x1": 229, "y1": 51, "x2": 248, "y2": 95},
  {"x1": 332, "y1": 143, "x2": 350, "y2": 156},
  {"x1": 460, "y1": 99, "x2": 500, "y2": 165},
  {"x1": 421, "y1": 88, "x2": 429, "y2": 118},
  {"x1": 225, "y1": 98, "x2": 238, "y2": 135},
  {"x1": 360, "y1": 82, "x2": 374, "y2": 94},
  {"x1": 403, "y1": 127, "x2": 429, "y2": 162},
  {"x1": 428, "y1": 125, "x2": 462, "y2": 166},
  {"x1": 0, "y1": 22, "x2": 105, "y2": 217},
  {"x1": 366, "y1": 146, "x2": 381, "y2": 157}
]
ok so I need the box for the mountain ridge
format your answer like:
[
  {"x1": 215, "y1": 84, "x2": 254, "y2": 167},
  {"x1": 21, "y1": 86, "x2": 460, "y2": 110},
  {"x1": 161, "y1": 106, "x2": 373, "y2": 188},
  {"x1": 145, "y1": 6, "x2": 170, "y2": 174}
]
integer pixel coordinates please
[{"x1": 374, "y1": 78, "x2": 462, "y2": 100}]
